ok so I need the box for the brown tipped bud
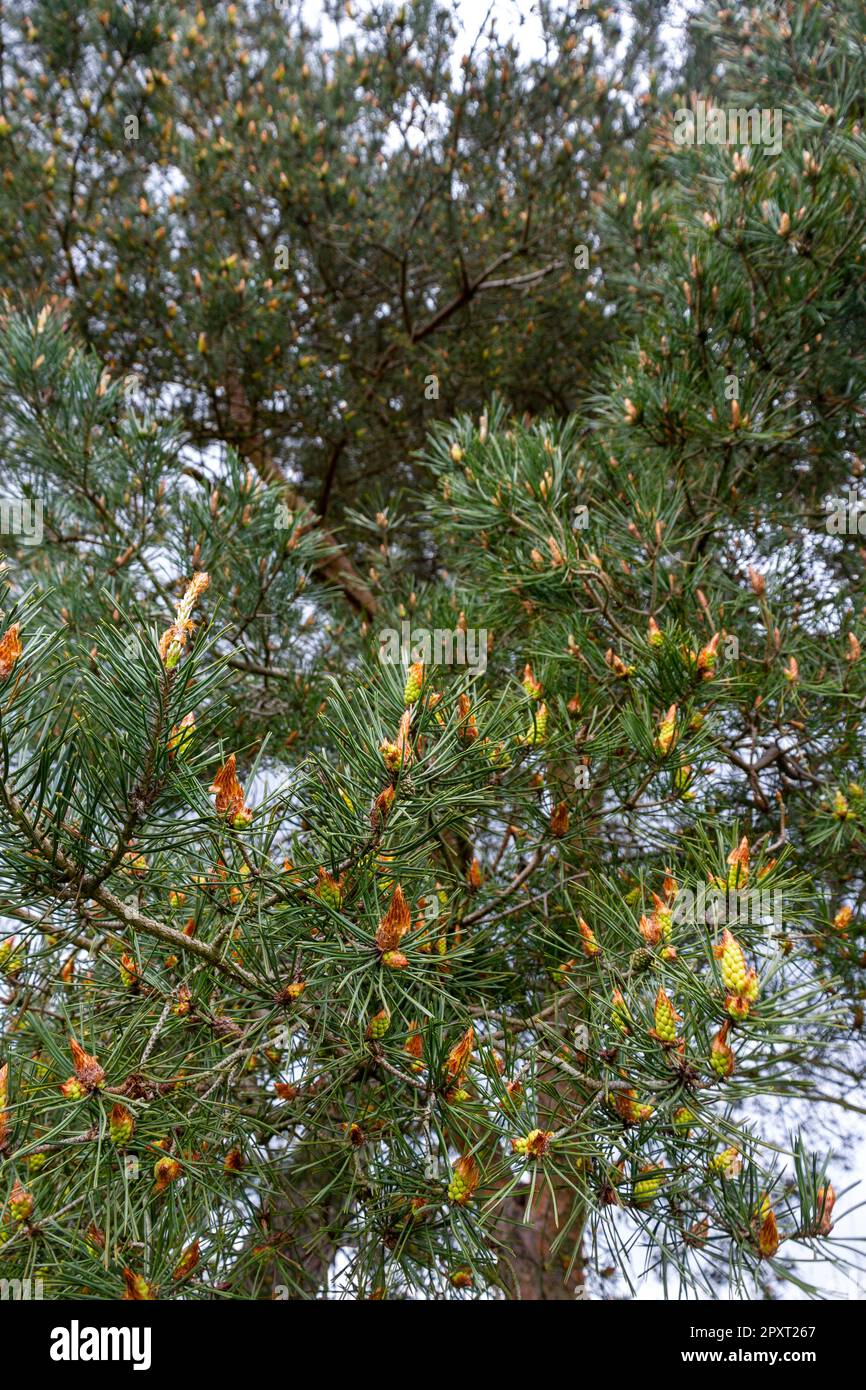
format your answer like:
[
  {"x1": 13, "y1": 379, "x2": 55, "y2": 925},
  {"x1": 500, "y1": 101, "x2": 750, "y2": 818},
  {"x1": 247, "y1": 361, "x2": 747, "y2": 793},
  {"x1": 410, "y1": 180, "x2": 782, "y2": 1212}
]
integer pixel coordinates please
[
  {"x1": 757, "y1": 1206, "x2": 780, "y2": 1259},
  {"x1": 370, "y1": 784, "x2": 395, "y2": 830},
  {"x1": 444, "y1": 1025, "x2": 474, "y2": 1086},
  {"x1": 69, "y1": 1037, "x2": 105, "y2": 1091},
  {"x1": 655, "y1": 704, "x2": 678, "y2": 756},
  {"x1": 0, "y1": 1062, "x2": 8, "y2": 1151},
  {"x1": 172, "y1": 1239, "x2": 201, "y2": 1282},
  {"x1": 404, "y1": 1021, "x2": 424, "y2": 1072},
  {"x1": 816, "y1": 1184, "x2": 836, "y2": 1235},
  {"x1": 9, "y1": 1176, "x2": 33, "y2": 1222},
  {"x1": 153, "y1": 1155, "x2": 182, "y2": 1192},
  {"x1": 0, "y1": 623, "x2": 22, "y2": 679},
  {"x1": 376, "y1": 884, "x2": 411, "y2": 953},
  {"x1": 710, "y1": 1020, "x2": 735, "y2": 1078},
  {"x1": 122, "y1": 1267, "x2": 157, "y2": 1300},
  {"x1": 109, "y1": 1103, "x2": 134, "y2": 1147},
  {"x1": 447, "y1": 1153, "x2": 480, "y2": 1205}
]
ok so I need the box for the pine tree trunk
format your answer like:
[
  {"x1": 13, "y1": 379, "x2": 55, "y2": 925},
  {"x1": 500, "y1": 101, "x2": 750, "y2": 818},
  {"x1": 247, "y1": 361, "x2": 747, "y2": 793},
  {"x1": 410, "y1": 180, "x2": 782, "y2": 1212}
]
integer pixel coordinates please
[{"x1": 498, "y1": 1186, "x2": 585, "y2": 1300}]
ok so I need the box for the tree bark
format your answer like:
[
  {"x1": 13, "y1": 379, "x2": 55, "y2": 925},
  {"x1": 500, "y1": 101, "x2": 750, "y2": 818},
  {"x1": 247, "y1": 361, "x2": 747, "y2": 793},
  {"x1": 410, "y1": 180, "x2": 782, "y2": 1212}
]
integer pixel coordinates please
[{"x1": 497, "y1": 1185, "x2": 585, "y2": 1300}]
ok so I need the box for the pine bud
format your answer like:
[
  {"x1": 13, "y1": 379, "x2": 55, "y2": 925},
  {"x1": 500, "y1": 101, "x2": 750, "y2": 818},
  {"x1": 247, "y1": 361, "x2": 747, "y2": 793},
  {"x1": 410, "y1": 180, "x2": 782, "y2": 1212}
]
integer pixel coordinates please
[
  {"x1": 209, "y1": 753, "x2": 253, "y2": 828},
  {"x1": 447, "y1": 1153, "x2": 480, "y2": 1205},
  {"x1": 0, "y1": 623, "x2": 22, "y2": 679},
  {"x1": 522, "y1": 663, "x2": 542, "y2": 699},
  {"x1": 639, "y1": 913, "x2": 661, "y2": 946},
  {"x1": 685, "y1": 1218, "x2": 709, "y2": 1247},
  {"x1": 404, "y1": 1020, "x2": 424, "y2": 1071},
  {"x1": 833, "y1": 789, "x2": 852, "y2": 820},
  {"x1": 672, "y1": 1105, "x2": 695, "y2": 1136},
  {"x1": 444, "y1": 1025, "x2": 474, "y2": 1086},
  {"x1": 109, "y1": 1103, "x2": 134, "y2": 1147},
  {"x1": 381, "y1": 707, "x2": 415, "y2": 769},
  {"x1": 174, "y1": 983, "x2": 192, "y2": 1016},
  {"x1": 833, "y1": 905, "x2": 853, "y2": 932},
  {"x1": 655, "y1": 704, "x2": 678, "y2": 756},
  {"x1": 633, "y1": 1164, "x2": 665, "y2": 1206},
  {"x1": 121, "y1": 851, "x2": 148, "y2": 878},
  {"x1": 316, "y1": 867, "x2": 344, "y2": 908},
  {"x1": 502, "y1": 1078, "x2": 525, "y2": 1111},
  {"x1": 578, "y1": 916, "x2": 600, "y2": 957},
  {"x1": 0, "y1": 939, "x2": 24, "y2": 977},
  {"x1": 450, "y1": 1268, "x2": 473, "y2": 1289},
  {"x1": 69, "y1": 1037, "x2": 105, "y2": 1091},
  {"x1": 456, "y1": 692, "x2": 479, "y2": 743},
  {"x1": 119, "y1": 953, "x2": 139, "y2": 989},
  {"x1": 757, "y1": 1206, "x2": 780, "y2": 1258},
  {"x1": 714, "y1": 928, "x2": 748, "y2": 993},
  {"x1": 122, "y1": 1267, "x2": 156, "y2": 1300},
  {"x1": 366, "y1": 1007, "x2": 391, "y2": 1040},
  {"x1": 521, "y1": 701, "x2": 548, "y2": 745},
  {"x1": 370, "y1": 784, "x2": 395, "y2": 830},
  {"x1": 511, "y1": 1128, "x2": 552, "y2": 1159},
  {"x1": 652, "y1": 987, "x2": 680, "y2": 1044},
  {"x1": 605, "y1": 648, "x2": 634, "y2": 677},
  {"x1": 647, "y1": 616, "x2": 664, "y2": 647},
  {"x1": 0, "y1": 1063, "x2": 8, "y2": 1151},
  {"x1": 159, "y1": 572, "x2": 210, "y2": 669},
  {"x1": 403, "y1": 662, "x2": 423, "y2": 706},
  {"x1": 608, "y1": 1089, "x2": 654, "y2": 1125},
  {"x1": 9, "y1": 1176, "x2": 33, "y2": 1222},
  {"x1": 85, "y1": 1223, "x2": 105, "y2": 1257},
  {"x1": 726, "y1": 836, "x2": 750, "y2": 887},
  {"x1": 154, "y1": 1155, "x2": 182, "y2": 1192},
  {"x1": 611, "y1": 987, "x2": 632, "y2": 1034},
  {"x1": 708, "y1": 1145, "x2": 741, "y2": 1178},
  {"x1": 375, "y1": 884, "x2": 410, "y2": 953},
  {"x1": 550, "y1": 801, "x2": 569, "y2": 837},
  {"x1": 167, "y1": 712, "x2": 196, "y2": 758},
  {"x1": 172, "y1": 1239, "x2": 201, "y2": 1282},
  {"x1": 651, "y1": 892, "x2": 673, "y2": 941},
  {"x1": 710, "y1": 1020, "x2": 735, "y2": 1078},
  {"x1": 816, "y1": 1184, "x2": 836, "y2": 1235},
  {"x1": 696, "y1": 632, "x2": 720, "y2": 678}
]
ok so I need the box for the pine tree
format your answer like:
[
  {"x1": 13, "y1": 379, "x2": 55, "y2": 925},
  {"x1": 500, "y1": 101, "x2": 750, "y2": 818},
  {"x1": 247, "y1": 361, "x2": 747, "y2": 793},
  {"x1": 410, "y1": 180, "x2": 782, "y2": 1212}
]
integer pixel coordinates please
[
  {"x1": 0, "y1": 0, "x2": 864, "y2": 1303},
  {"x1": 0, "y1": 0, "x2": 665, "y2": 597}
]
